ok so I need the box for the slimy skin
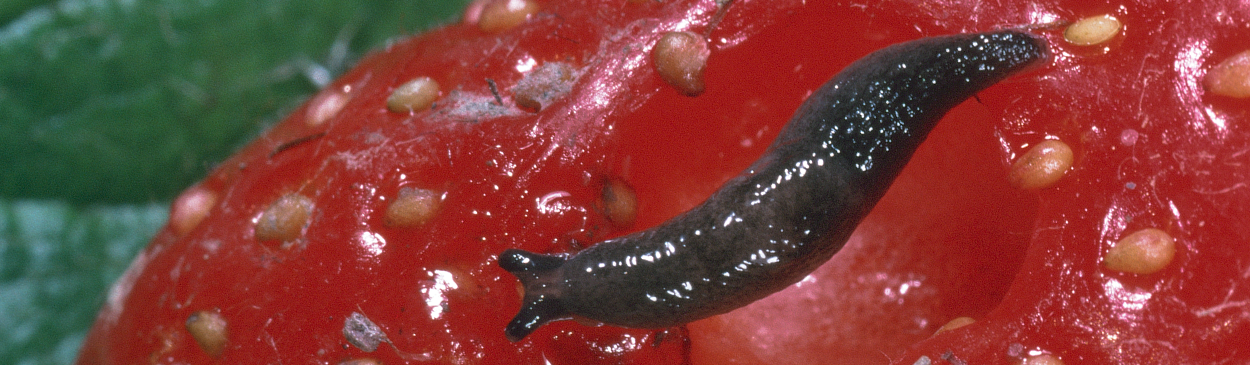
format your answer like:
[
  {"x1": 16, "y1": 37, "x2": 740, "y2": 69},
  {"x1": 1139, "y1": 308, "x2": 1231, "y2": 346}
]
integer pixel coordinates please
[{"x1": 499, "y1": 30, "x2": 1049, "y2": 342}]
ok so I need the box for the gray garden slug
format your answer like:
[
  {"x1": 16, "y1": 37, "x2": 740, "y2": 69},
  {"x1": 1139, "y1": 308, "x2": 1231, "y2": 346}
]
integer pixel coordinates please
[{"x1": 499, "y1": 30, "x2": 1049, "y2": 342}]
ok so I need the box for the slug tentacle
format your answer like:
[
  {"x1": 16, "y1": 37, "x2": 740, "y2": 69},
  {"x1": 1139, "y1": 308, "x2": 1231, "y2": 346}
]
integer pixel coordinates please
[
  {"x1": 499, "y1": 30, "x2": 1049, "y2": 341},
  {"x1": 498, "y1": 249, "x2": 571, "y2": 341}
]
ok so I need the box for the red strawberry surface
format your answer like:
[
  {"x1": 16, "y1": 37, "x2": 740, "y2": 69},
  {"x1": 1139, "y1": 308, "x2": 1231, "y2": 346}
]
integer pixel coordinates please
[{"x1": 79, "y1": 0, "x2": 1250, "y2": 364}]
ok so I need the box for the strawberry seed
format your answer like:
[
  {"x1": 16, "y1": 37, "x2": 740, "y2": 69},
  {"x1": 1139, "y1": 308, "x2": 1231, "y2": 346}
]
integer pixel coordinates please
[
  {"x1": 387, "y1": 77, "x2": 441, "y2": 114},
  {"x1": 385, "y1": 187, "x2": 443, "y2": 227},
  {"x1": 1105, "y1": 228, "x2": 1176, "y2": 275},
  {"x1": 255, "y1": 193, "x2": 314, "y2": 242},
  {"x1": 1064, "y1": 15, "x2": 1121, "y2": 46},
  {"x1": 477, "y1": 0, "x2": 538, "y2": 33},
  {"x1": 185, "y1": 310, "x2": 228, "y2": 358},
  {"x1": 170, "y1": 185, "x2": 217, "y2": 236},
  {"x1": 1205, "y1": 50, "x2": 1250, "y2": 98},
  {"x1": 653, "y1": 31, "x2": 710, "y2": 96},
  {"x1": 1008, "y1": 139, "x2": 1073, "y2": 190}
]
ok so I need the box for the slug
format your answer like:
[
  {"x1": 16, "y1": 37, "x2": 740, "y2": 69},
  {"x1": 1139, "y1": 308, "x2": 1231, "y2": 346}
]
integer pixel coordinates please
[{"x1": 499, "y1": 30, "x2": 1049, "y2": 342}]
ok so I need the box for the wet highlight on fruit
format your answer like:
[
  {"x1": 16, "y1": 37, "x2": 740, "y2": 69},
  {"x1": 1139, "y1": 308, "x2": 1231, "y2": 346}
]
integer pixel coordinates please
[{"x1": 499, "y1": 30, "x2": 1050, "y2": 341}]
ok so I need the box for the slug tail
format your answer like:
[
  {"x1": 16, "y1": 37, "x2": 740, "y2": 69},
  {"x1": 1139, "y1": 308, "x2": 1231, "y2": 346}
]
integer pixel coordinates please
[{"x1": 498, "y1": 249, "x2": 570, "y2": 341}]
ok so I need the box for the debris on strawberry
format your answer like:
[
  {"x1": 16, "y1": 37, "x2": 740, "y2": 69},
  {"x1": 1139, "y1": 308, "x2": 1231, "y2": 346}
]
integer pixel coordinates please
[
  {"x1": 512, "y1": 61, "x2": 579, "y2": 111},
  {"x1": 342, "y1": 312, "x2": 389, "y2": 353},
  {"x1": 78, "y1": 0, "x2": 1249, "y2": 364}
]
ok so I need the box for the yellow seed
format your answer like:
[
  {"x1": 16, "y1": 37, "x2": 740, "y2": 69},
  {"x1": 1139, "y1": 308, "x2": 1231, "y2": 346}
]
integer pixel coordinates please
[
  {"x1": 386, "y1": 77, "x2": 440, "y2": 113},
  {"x1": 385, "y1": 187, "x2": 442, "y2": 227},
  {"x1": 1018, "y1": 354, "x2": 1064, "y2": 365},
  {"x1": 170, "y1": 186, "x2": 217, "y2": 236},
  {"x1": 1205, "y1": 50, "x2": 1250, "y2": 98},
  {"x1": 1064, "y1": 15, "x2": 1122, "y2": 46},
  {"x1": 653, "y1": 31, "x2": 710, "y2": 96},
  {"x1": 934, "y1": 316, "x2": 975, "y2": 335},
  {"x1": 1008, "y1": 140, "x2": 1074, "y2": 190},
  {"x1": 339, "y1": 358, "x2": 382, "y2": 365},
  {"x1": 1105, "y1": 228, "x2": 1176, "y2": 275},
  {"x1": 477, "y1": 0, "x2": 539, "y2": 33},
  {"x1": 255, "y1": 193, "x2": 314, "y2": 242},
  {"x1": 306, "y1": 88, "x2": 350, "y2": 127},
  {"x1": 185, "y1": 310, "x2": 228, "y2": 358},
  {"x1": 602, "y1": 178, "x2": 638, "y2": 228}
]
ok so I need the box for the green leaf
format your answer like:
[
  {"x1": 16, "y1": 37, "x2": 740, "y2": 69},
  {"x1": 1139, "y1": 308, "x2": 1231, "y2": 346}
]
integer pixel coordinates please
[
  {"x1": 0, "y1": 199, "x2": 167, "y2": 364},
  {"x1": 0, "y1": 0, "x2": 468, "y2": 204},
  {"x1": 0, "y1": 1, "x2": 56, "y2": 28},
  {"x1": 0, "y1": 1, "x2": 468, "y2": 363}
]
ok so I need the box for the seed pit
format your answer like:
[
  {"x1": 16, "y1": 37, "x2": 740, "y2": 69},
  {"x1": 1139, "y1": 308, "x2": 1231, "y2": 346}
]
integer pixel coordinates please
[
  {"x1": 185, "y1": 310, "x2": 228, "y2": 358},
  {"x1": 385, "y1": 187, "x2": 443, "y2": 227},
  {"x1": 1008, "y1": 140, "x2": 1073, "y2": 190},
  {"x1": 170, "y1": 186, "x2": 217, "y2": 236},
  {"x1": 1204, "y1": 50, "x2": 1250, "y2": 98},
  {"x1": 387, "y1": 77, "x2": 441, "y2": 113},
  {"x1": 478, "y1": 0, "x2": 539, "y2": 33},
  {"x1": 1064, "y1": 15, "x2": 1121, "y2": 46},
  {"x1": 1105, "y1": 228, "x2": 1176, "y2": 275},
  {"x1": 653, "y1": 31, "x2": 710, "y2": 96},
  {"x1": 255, "y1": 193, "x2": 314, "y2": 242}
]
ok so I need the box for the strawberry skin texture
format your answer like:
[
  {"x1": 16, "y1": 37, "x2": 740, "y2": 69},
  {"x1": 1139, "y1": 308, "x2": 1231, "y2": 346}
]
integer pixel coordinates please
[
  {"x1": 78, "y1": 0, "x2": 1250, "y2": 364},
  {"x1": 79, "y1": 0, "x2": 812, "y2": 363},
  {"x1": 690, "y1": 1, "x2": 1250, "y2": 364},
  {"x1": 888, "y1": 1, "x2": 1250, "y2": 363}
]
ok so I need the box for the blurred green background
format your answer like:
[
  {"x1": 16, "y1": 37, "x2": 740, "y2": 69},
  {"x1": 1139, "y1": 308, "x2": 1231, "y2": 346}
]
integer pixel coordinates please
[{"x1": 0, "y1": 0, "x2": 467, "y2": 363}]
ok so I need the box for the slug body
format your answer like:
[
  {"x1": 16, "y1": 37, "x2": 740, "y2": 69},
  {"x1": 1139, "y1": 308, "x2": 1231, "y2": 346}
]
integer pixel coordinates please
[{"x1": 499, "y1": 30, "x2": 1048, "y2": 341}]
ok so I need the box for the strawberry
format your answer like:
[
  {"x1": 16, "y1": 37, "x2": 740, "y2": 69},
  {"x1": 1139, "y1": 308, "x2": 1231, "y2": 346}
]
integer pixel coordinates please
[{"x1": 78, "y1": 0, "x2": 1249, "y2": 364}]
